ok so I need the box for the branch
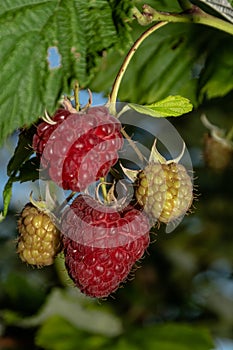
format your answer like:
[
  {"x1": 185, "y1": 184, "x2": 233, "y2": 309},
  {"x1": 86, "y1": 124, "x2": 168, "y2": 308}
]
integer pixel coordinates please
[{"x1": 133, "y1": 4, "x2": 233, "y2": 36}]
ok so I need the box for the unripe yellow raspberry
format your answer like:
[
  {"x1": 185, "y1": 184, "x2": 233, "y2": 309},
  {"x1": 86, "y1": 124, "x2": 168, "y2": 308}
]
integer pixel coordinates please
[
  {"x1": 17, "y1": 203, "x2": 61, "y2": 267},
  {"x1": 135, "y1": 162, "x2": 193, "y2": 224}
]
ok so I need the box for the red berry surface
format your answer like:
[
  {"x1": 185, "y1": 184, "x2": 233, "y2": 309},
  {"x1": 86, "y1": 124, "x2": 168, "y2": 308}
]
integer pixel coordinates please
[
  {"x1": 33, "y1": 109, "x2": 71, "y2": 156},
  {"x1": 33, "y1": 106, "x2": 123, "y2": 191},
  {"x1": 61, "y1": 195, "x2": 150, "y2": 298}
]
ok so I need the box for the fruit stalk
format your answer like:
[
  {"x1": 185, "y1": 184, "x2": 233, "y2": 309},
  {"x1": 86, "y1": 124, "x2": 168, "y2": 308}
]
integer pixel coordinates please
[
  {"x1": 74, "y1": 81, "x2": 80, "y2": 111},
  {"x1": 120, "y1": 128, "x2": 144, "y2": 162},
  {"x1": 109, "y1": 21, "x2": 168, "y2": 112},
  {"x1": 99, "y1": 177, "x2": 108, "y2": 203}
]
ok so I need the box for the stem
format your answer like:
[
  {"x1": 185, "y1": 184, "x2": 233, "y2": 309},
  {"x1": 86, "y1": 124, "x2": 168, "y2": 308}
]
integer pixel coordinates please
[
  {"x1": 136, "y1": 4, "x2": 233, "y2": 36},
  {"x1": 74, "y1": 81, "x2": 80, "y2": 111},
  {"x1": 99, "y1": 177, "x2": 108, "y2": 203},
  {"x1": 108, "y1": 22, "x2": 167, "y2": 163},
  {"x1": 121, "y1": 128, "x2": 145, "y2": 162},
  {"x1": 109, "y1": 21, "x2": 168, "y2": 112}
]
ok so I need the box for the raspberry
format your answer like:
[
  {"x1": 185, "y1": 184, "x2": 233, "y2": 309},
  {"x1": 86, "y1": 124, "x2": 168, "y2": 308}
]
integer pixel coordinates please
[
  {"x1": 203, "y1": 133, "x2": 233, "y2": 172},
  {"x1": 201, "y1": 114, "x2": 233, "y2": 172},
  {"x1": 32, "y1": 109, "x2": 71, "y2": 157},
  {"x1": 33, "y1": 106, "x2": 123, "y2": 191},
  {"x1": 61, "y1": 195, "x2": 150, "y2": 298},
  {"x1": 135, "y1": 162, "x2": 193, "y2": 224},
  {"x1": 17, "y1": 203, "x2": 61, "y2": 267}
]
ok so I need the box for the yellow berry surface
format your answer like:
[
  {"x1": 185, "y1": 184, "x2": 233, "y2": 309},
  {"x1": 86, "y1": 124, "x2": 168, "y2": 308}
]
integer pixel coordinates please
[
  {"x1": 17, "y1": 204, "x2": 61, "y2": 267},
  {"x1": 136, "y1": 163, "x2": 193, "y2": 224}
]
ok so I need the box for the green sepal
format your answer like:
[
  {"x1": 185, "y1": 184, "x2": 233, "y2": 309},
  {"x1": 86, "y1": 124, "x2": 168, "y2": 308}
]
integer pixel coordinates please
[{"x1": 119, "y1": 163, "x2": 139, "y2": 182}]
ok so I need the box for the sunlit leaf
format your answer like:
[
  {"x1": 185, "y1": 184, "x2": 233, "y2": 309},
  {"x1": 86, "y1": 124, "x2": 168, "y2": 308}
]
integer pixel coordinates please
[{"x1": 129, "y1": 95, "x2": 193, "y2": 118}]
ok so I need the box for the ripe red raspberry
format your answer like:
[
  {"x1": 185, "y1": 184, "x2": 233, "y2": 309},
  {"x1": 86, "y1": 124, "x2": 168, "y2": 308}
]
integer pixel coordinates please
[
  {"x1": 33, "y1": 106, "x2": 123, "y2": 191},
  {"x1": 61, "y1": 195, "x2": 150, "y2": 298},
  {"x1": 32, "y1": 109, "x2": 71, "y2": 156},
  {"x1": 17, "y1": 203, "x2": 61, "y2": 267}
]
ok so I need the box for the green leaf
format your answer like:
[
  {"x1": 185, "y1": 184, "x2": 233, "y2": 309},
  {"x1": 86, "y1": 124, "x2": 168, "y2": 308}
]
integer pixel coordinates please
[
  {"x1": 35, "y1": 319, "x2": 214, "y2": 350},
  {"x1": 199, "y1": 37, "x2": 233, "y2": 100},
  {"x1": 17, "y1": 157, "x2": 40, "y2": 183},
  {"x1": 1, "y1": 126, "x2": 40, "y2": 221},
  {"x1": 0, "y1": 1, "x2": 55, "y2": 143},
  {"x1": 122, "y1": 323, "x2": 214, "y2": 350},
  {"x1": 2, "y1": 272, "x2": 46, "y2": 314},
  {"x1": 129, "y1": 95, "x2": 193, "y2": 118},
  {"x1": 7, "y1": 127, "x2": 36, "y2": 176},
  {"x1": 90, "y1": 23, "x2": 207, "y2": 105},
  {"x1": 90, "y1": 22, "x2": 233, "y2": 106},
  {"x1": 146, "y1": 95, "x2": 193, "y2": 116},
  {"x1": 19, "y1": 288, "x2": 122, "y2": 336},
  {"x1": 36, "y1": 315, "x2": 86, "y2": 350},
  {"x1": 0, "y1": 0, "x2": 134, "y2": 144},
  {"x1": 36, "y1": 315, "x2": 110, "y2": 350},
  {"x1": 0, "y1": 177, "x2": 15, "y2": 223}
]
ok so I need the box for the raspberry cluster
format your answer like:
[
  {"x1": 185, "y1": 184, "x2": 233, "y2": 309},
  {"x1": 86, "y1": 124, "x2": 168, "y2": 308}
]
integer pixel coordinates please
[{"x1": 17, "y1": 101, "x2": 194, "y2": 298}]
